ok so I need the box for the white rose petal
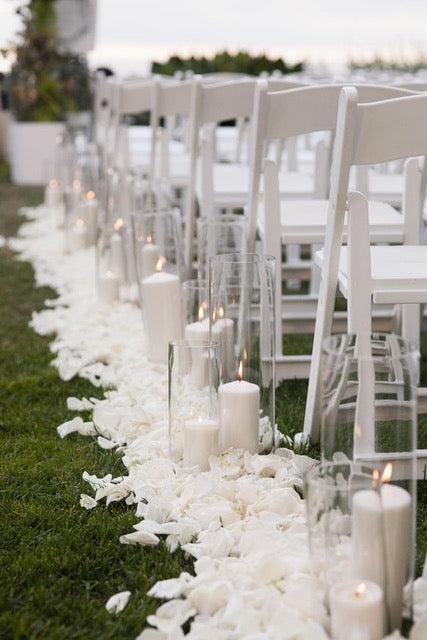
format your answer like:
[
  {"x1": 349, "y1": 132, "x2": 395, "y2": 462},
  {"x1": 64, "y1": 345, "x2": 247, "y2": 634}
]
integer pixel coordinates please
[
  {"x1": 79, "y1": 494, "x2": 98, "y2": 510},
  {"x1": 105, "y1": 590, "x2": 131, "y2": 613},
  {"x1": 97, "y1": 436, "x2": 118, "y2": 450},
  {"x1": 119, "y1": 530, "x2": 160, "y2": 546},
  {"x1": 135, "y1": 630, "x2": 167, "y2": 640}
]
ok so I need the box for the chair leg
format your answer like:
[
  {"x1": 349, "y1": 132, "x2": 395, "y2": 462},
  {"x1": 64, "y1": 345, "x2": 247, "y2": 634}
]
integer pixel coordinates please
[
  {"x1": 346, "y1": 191, "x2": 373, "y2": 337},
  {"x1": 263, "y1": 159, "x2": 283, "y2": 359}
]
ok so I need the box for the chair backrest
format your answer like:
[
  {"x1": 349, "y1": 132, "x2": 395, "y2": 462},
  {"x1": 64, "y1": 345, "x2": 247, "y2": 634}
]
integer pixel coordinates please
[
  {"x1": 184, "y1": 78, "x2": 258, "y2": 270},
  {"x1": 152, "y1": 78, "x2": 193, "y2": 120},
  {"x1": 329, "y1": 87, "x2": 427, "y2": 247},
  {"x1": 247, "y1": 83, "x2": 420, "y2": 247},
  {"x1": 150, "y1": 78, "x2": 193, "y2": 180},
  {"x1": 93, "y1": 74, "x2": 117, "y2": 170},
  {"x1": 305, "y1": 87, "x2": 427, "y2": 437},
  {"x1": 113, "y1": 78, "x2": 154, "y2": 118},
  {"x1": 107, "y1": 78, "x2": 155, "y2": 174}
]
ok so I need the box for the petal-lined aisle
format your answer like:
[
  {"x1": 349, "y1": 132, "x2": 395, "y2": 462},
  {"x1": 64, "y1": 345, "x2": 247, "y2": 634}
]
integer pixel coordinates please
[
  {"x1": 7, "y1": 203, "x2": 427, "y2": 639},
  {"x1": 10, "y1": 203, "x2": 331, "y2": 639}
]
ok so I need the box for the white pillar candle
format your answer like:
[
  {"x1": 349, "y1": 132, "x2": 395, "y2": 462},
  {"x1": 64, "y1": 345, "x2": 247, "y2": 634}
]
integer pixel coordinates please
[
  {"x1": 330, "y1": 580, "x2": 385, "y2": 640},
  {"x1": 185, "y1": 316, "x2": 210, "y2": 343},
  {"x1": 183, "y1": 418, "x2": 219, "y2": 471},
  {"x1": 351, "y1": 476, "x2": 411, "y2": 631},
  {"x1": 185, "y1": 311, "x2": 210, "y2": 388},
  {"x1": 69, "y1": 218, "x2": 88, "y2": 252},
  {"x1": 64, "y1": 182, "x2": 82, "y2": 215},
  {"x1": 111, "y1": 231, "x2": 125, "y2": 281},
  {"x1": 141, "y1": 269, "x2": 182, "y2": 363},
  {"x1": 141, "y1": 238, "x2": 160, "y2": 278},
  {"x1": 98, "y1": 271, "x2": 120, "y2": 303},
  {"x1": 214, "y1": 316, "x2": 234, "y2": 379},
  {"x1": 219, "y1": 363, "x2": 260, "y2": 453},
  {"x1": 409, "y1": 619, "x2": 427, "y2": 640},
  {"x1": 44, "y1": 180, "x2": 63, "y2": 209},
  {"x1": 81, "y1": 191, "x2": 99, "y2": 245}
]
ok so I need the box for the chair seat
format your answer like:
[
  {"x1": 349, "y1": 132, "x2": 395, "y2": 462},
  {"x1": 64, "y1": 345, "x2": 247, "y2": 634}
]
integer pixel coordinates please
[
  {"x1": 258, "y1": 199, "x2": 405, "y2": 244},
  {"x1": 349, "y1": 167, "x2": 405, "y2": 207},
  {"x1": 316, "y1": 245, "x2": 427, "y2": 303},
  {"x1": 368, "y1": 172, "x2": 404, "y2": 206},
  {"x1": 196, "y1": 163, "x2": 315, "y2": 210},
  {"x1": 169, "y1": 154, "x2": 191, "y2": 187}
]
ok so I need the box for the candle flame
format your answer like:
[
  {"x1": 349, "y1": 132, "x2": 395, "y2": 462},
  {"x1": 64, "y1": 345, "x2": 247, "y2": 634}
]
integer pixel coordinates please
[
  {"x1": 114, "y1": 218, "x2": 124, "y2": 231},
  {"x1": 372, "y1": 468, "x2": 380, "y2": 490},
  {"x1": 218, "y1": 306, "x2": 225, "y2": 319},
  {"x1": 75, "y1": 218, "x2": 85, "y2": 228},
  {"x1": 156, "y1": 256, "x2": 167, "y2": 272},
  {"x1": 198, "y1": 305, "x2": 205, "y2": 322},
  {"x1": 49, "y1": 179, "x2": 58, "y2": 189},
  {"x1": 237, "y1": 361, "x2": 243, "y2": 381},
  {"x1": 355, "y1": 583, "x2": 366, "y2": 597},
  {"x1": 381, "y1": 462, "x2": 393, "y2": 484},
  {"x1": 86, "y1": 190, "x2": 95, "y2": 201},
  {"x1": 147, "y1": 235, "x2": 152, "y2": 244}
]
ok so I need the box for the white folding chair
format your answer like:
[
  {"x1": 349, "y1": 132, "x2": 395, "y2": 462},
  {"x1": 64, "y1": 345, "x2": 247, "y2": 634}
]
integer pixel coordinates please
[
  {"x1": 304, "y1": 88, "x2": 427, "y2": 458},
  {"x1": 184, "y1": 78, "x2": 258, "y2": 271},
  {"x1": 93, "y1": 73, "x2": 116, "y2": 173},
  {"x1": 109, "y1": 78, "x2": 155, "y2": 177},
  {"x1": 246, "y1": 83, "x2": 420, "y2": 381},
  {"x1": 185, "y1": 77, "x2": 318, "y2": 272},
  {"x1": 150, "y1": 77, "x2": 193, "y2": 192}
]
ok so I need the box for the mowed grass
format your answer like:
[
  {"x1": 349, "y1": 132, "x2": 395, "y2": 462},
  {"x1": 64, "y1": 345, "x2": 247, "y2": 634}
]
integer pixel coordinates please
[
  {"x1": 0, "y1": 183, "x2": 192, "y2": 639},
  {"x1": 0, "y1": 180, "x2": 425, "y2": 638}
]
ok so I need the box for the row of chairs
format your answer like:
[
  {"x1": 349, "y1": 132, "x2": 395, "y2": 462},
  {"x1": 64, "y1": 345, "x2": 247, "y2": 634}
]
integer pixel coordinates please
[{"x1": 93, "y1": 73, "x2": 427, "y2": 456}]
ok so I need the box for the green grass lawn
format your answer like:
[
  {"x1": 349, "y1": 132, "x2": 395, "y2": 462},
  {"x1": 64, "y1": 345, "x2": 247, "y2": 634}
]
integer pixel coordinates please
[{"x1": 0, "y1": 181, "x2": 425, "y2": 638}]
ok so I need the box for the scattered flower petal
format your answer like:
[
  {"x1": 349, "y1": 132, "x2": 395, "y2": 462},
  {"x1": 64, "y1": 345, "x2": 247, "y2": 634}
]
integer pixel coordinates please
[
  {"x1": 79, "y1": 494, "x2": 97, "y2": 510},
  {"x1": 105, "y1": 590, "x2": 131, "y2": 613}
]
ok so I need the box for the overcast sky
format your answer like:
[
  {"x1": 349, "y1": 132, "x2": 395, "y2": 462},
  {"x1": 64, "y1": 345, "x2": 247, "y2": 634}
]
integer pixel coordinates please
[{"x1": 1, "y1": 0, "x2": 427, "y2": 75}]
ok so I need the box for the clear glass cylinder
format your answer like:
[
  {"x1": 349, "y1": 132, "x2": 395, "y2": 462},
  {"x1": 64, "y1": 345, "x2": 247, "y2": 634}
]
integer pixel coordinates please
[
  {"x1": 96, "y1": 227, "x2": 121, "y2": 304},
  {"x1": 132, "y1": 210, "x2": 187, "y2": 363},
  {"x1": 196, "y1": 213, "x2": 247, "y2": 280},
  {"x1": 182, "y1": 279, "x2": 209, "y2": 326},
  {"x1": 209, "y1": 252, "x2": 275, "y2": 454},
  {"x1": 321, "y1": 333, "x2": 418, "y2": 466},
  {"x1": 131, "y1": 209, "x2": 187, "y2": 286},
  {"x1": 169, "y1": 339, "x2": 222, "y2": 470},
  {"x1": 304, "y1": 459, "x2": 415, "y2": 637},
  {"x1": 319, "y1": 332, "x2": 419, "y2": 633}
]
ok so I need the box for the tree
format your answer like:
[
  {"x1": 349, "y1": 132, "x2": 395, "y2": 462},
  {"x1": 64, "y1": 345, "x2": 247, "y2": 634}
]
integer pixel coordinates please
[{"x1": 8, "y1": 0, "x2": 92, "y2": 122}]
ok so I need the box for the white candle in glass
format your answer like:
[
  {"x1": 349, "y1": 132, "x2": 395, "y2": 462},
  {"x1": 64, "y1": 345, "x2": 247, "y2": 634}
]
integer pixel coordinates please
[
  {"x1": 185, "y1": 306, "x2": 210, "y2": 343},
  {"x1": 183, "y1": 418, "x2": 219, "y2": 471},
  {"x1": 98, "y1": 270, "x2": 120, "y2": 303},
  {"x1": 44, "y1": 179, "x2": 62, "y2": 209},
  {"x1": 65, "y1": 179, "x2": 82, "y2": 215},
  {"x1": 351, "y1": 464, "x2": 411, "y2": 632},
  {"x1": 219, "y1": 361, "x2": 259, "y2": 453},
  {"x1": 213, "y1": 306, "x2": 234, "y2": 379},
  {"x1": 81, "y1": 190, "x2": 99, "y2": 245},
  {"x1": 111, "y1": 218, "x2": 125, "y2": 281},
  {"x1": 330, "y1": 581, "x2": 385, "y2": 640},
  {"x1": 410, "y1": 619, "x2": 427, "y2": 640},
  {"x1": 69, "y1": 218, "x2": 88, "y2": 252},
  {"x1": 141, "y1": 259, "x2": 182, "y2": 363},
  {"x1": 184, "y1": 306, "x2": 210, "y2": 388},
  {"x1": 141, "y1": 236, "x2": 160, "y2": 278}
]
